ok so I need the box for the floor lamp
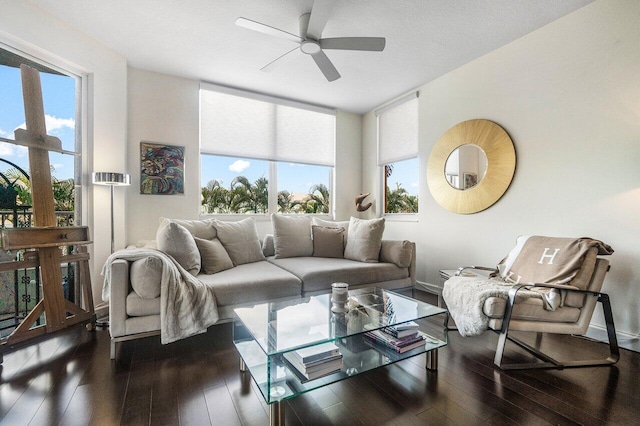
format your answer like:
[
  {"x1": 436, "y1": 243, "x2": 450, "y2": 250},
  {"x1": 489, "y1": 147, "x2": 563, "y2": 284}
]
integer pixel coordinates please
[
  {"x1": 92, "y1": 172, "x2": 130, "y2": 253},
  {"x1": 92, "y1": 172, "x2": 130, "y2": 328}
]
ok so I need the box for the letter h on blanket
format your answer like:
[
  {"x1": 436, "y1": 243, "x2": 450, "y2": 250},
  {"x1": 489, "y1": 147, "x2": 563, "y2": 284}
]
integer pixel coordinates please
[{"x1": 442, "y1": 235, "x2": 619, "y2": 370}]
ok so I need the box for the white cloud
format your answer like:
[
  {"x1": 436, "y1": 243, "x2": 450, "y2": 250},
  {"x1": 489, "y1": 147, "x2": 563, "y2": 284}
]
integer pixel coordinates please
[
  {"x1": 411, "y1": 181, "x2": 419, "y2": 188},
  {"x1": 0, "y1": 128, "x2": 11, "y2": 138},
  {"x1": 52, "y1": 163, "x2": 64, "y2": 172},
  {"x1": 229, "y1": 160, "x2": 250, "y2": 173},
  {"x1": 0, "y1": 142, "x2": 28, "y2": 158},
  {"x1": 0, "y1": 142, "x2": 15, "y2": 156},
  {"x1": 14, "y1": 114, "x2": 75, "y2": 134}
]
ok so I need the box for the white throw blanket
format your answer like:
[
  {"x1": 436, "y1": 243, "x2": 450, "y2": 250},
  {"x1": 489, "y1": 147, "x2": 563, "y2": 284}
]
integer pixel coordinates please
[
  {"x1": 102, "y1": 248, "x2": 219, "y2": 344},
  {"x1": 443, "y1": 276, "x2": 559, "y2": 337}
]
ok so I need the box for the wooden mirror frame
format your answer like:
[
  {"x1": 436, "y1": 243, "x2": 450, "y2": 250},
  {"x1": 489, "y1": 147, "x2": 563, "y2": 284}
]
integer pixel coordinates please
[{"x1": 427, "y1": 119, "x2": 516, "y2": 214}]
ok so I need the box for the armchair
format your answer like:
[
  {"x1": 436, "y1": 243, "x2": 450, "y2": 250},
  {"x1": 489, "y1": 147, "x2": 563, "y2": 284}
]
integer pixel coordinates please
[{"x1": 445, "y1": 236, "x2": 619, "y2": 370}]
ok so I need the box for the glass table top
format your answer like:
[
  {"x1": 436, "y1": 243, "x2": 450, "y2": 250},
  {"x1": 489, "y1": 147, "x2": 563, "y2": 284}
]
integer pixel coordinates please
[{"x1": 234, "y1": 287, "x2": 447, "y2": 356}]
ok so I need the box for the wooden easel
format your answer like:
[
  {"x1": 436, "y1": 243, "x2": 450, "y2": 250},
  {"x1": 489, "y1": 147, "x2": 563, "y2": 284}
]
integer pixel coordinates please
[{"x1": 0, "y1": 65, "x2": 95, "y2": 363}]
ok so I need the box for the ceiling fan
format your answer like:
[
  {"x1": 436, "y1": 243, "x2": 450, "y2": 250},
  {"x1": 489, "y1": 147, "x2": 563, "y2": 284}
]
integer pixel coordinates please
[{"x1": 235, "y1": 0, "x2": 386, "y2": 82}]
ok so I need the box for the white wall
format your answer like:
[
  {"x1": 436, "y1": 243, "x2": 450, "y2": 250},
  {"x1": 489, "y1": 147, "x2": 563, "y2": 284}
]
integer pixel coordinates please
[
  {"x1": 362, "y1": 0, "x2": 640, "y2": 335},
  {"x1": 126, "y1": 68, "x2": 363, "y2": 243},
  {"x1": 0, "y1": 1, "x2": 128, "y2": 307}
]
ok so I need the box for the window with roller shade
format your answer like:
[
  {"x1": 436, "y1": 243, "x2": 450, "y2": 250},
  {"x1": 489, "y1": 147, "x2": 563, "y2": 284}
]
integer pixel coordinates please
[
  {"x1": 376, "y1": 92, "x2": 419, "y2": 214},
  {"x1": 199, "y1": 83, "x2": 335, "y2": 215}
]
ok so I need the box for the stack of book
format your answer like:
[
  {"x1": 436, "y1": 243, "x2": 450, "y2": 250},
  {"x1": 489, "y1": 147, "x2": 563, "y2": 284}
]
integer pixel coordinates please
[
  {"x1": 363, "y1": 321, "x2": 426, "y2": 353},
  {"x1": 283, "y1": 342, "x2": 343, "y2": 381}
]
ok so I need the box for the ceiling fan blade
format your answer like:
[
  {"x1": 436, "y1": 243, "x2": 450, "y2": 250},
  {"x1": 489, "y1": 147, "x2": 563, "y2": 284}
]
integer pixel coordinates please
[
  {"x1": 310, "y1": 50, "x2": 340, "y2": 82},
  {"x1": 235, "y1": 17, "x2": 303, "y2": 43},
  {"x1": 260, "y1": 47, "x2": 300, "y2": 72},
  {"x1": 320, "y1": 37, "x2": 386, "y2": 51},
  {"x1": 306, "y1": 0, "x2": 337, "y2": 40}
]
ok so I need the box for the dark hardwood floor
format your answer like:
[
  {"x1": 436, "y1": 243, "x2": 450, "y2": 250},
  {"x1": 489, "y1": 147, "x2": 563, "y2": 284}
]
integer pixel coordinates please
[{"x1": 1, "y1": 291, "x2": 639, "y2": 425}]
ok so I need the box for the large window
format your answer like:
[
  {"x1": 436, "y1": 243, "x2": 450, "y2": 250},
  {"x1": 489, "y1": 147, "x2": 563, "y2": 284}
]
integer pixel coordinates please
[
  {"x1": 0, "y1": 44, "x2": 84, "y2": 337},
  {"x1": 376, "y1": 92, "x2": 419, "y2": 214},
  {"x1": 199, "y1": 83, "x2": 335, "y2": 215},
  {"x1": 0, "y1": 45, "x2": 82, "y2": 223}
]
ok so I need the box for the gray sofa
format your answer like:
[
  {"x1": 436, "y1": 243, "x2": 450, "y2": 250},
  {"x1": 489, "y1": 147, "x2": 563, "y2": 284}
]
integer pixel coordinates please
[{"x1": 107, "y1": 218, "x2": 416, "y2": 359}]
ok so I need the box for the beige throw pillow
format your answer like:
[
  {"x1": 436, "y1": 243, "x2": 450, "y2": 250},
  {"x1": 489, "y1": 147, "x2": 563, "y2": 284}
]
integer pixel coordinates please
[
  {"x1": 130, "y1": 256, "x2": 162, "y2": 299},
  {"x1": 379, "y1": 240, "x2": 413, "y2": 268},
  {"x1": 159, "y1": 217, "x2": 216, "y2": 240},
  {"x1": 312, "y1": 217, "x2": 349, "y2": 246},
  {"x1": 312, "y1": 226, "x2": 344, "y2": 258},
  {"x1": 272, "y1": 214, "x2": 313, "y2": 258},
  {"x1": 344, "y1": 217, "x2": 385, "y2": 263},
  {"x1": 156, "y1": 221, "x2": 201, "y2": 275},
  {"x1": 212, "y1": 217, "x2": 265, "y2": 265},
  {"x1": 194, "y1": 237, "x2": 234, "y2": 274}
]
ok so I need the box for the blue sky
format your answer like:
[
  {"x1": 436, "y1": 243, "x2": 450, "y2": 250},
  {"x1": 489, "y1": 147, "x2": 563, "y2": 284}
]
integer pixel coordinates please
[
  {"x1": 2, "y1": 63, "x2": 418, "y2": 196},
  {"x1": 0, "y1": 64, "x2": 77, "y2": 180}
]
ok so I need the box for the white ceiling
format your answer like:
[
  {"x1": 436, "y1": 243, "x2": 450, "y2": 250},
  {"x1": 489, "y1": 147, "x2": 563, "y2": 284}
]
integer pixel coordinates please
[{"x1": 29, "y1": 0, "x2": 593, "y2": 114}]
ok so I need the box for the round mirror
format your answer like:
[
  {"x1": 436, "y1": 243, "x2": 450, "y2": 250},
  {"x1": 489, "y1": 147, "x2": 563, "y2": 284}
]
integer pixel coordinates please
[
  {"x1": 444, "y1": 144, "x2": 488, "y2": 190},
  {"x1": 427, "y1": 119, "x2": 516, "y2": 214}
]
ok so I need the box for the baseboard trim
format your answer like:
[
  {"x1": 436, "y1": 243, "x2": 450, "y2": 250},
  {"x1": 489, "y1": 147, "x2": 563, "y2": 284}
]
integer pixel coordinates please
[{"x1": 586, "y1": 324, "x2": 639, "y2": 352}]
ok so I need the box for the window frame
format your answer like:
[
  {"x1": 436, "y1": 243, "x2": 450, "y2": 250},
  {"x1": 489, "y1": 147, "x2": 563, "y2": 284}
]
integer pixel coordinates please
[
  {"x1": 199, "y1": 83, "x2": 336, "y2": 219},
  {"x1": 0, "y1": 39, "x2": 88, "y2": 227},
  {"x1": 199, "y1": 154, "x2": 334, "y2": 220},
  {"x1": 375, "y1": 92, "x2": 419, "y2": 219}
]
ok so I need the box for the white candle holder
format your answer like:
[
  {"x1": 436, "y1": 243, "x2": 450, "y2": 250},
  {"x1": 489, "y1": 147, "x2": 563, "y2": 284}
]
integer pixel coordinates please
[{"x1": 331, "y1": 282, "x2": 349, "y2": 313}]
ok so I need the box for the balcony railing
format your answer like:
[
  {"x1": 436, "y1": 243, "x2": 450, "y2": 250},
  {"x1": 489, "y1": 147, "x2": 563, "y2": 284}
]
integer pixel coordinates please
[{"x1": 0, "y1": 209, "x2": 76, "y2": 338}]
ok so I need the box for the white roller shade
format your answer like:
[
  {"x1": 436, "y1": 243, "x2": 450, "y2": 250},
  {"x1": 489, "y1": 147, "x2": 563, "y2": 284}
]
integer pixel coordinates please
[
  {"x1": 376, "y1": 92, "x2": 419, "y2": 165},
  {"x1": 200, "y1": 84, "x2": 336, "y2": 166}
]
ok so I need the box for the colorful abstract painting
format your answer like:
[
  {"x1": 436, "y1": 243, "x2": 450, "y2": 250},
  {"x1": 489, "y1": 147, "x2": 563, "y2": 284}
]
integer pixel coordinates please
[{"x1": 140, "y1": 142, "x2": 185, "y2": 195}]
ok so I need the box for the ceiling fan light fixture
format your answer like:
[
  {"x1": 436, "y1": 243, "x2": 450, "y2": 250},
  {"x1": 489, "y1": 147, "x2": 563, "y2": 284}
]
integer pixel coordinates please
[{"x1": 300, "y1": 40, "x2": 321, "y2": 55}]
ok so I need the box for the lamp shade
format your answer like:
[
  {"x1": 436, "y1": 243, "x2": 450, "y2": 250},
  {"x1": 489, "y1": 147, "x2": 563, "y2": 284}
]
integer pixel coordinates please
[{"x1": 92, "y1": 172, "x2": 130, "y2": 186}]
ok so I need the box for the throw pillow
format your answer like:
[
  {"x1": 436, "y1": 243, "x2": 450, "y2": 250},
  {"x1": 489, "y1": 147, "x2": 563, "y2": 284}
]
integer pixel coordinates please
[
  {"x1": 212, "y1": 217, "x2": 266, "y2": 265},
  {"x1": 271, "y1": 214, "x2": 313, "y2": 258},
  {"x1": 156, "y1": 221, "x2": 201, "y2": 275},
  {"x1": 194, "y1": 237, "x2": 234, "y2": 274},
  {"x1": 379, "y1": 240, "x2": 412, "y2": 268},
  {"x1": 312, "y1": 217, "x2": 349, "y2": 246},
  {"x1": 344, "y1": 217, "x2": 385, "y2": 263},
  {"x1": 130, "y1": 256, "x2": 162, "y2": 299},
  {"x1": 159, "y1": 217, "x2": 217, "y2": 240},
  {"x1": 312, "y1": 225, "x2": 344, "y2": 258}
]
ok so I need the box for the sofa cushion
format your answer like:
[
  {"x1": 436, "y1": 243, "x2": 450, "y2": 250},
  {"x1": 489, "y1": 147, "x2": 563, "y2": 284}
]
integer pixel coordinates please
[
  {"x1": 126, "y1": 292, "x2": 161, "y2": 317},
  {"x1": 312, "y1": 225, "x2": 344, "y2": 258},
  {"x1": 198, "y1": 260, "x2": 301, "y2": 306},
  {"x1": 130, "y1": 256, "x2": 162, "y2": 299},
  {"x1": 344, "y1": 217, "x2": 385, "y2": 263},
  {"x1": 156, "y1": 221, "x2": 201, "y2": 275},
  {"x1": 379, "y1": 240, "x2": 413, "y2": 268},
  {"x1": 483, "y1": 296, "x2": 581, "y2": 323},
  {"x1": 194, "y1": 237, "x2": 234, "y2": 274},
  {"x1": 159, "y1": 217, "x2": 216, "y2": 240},
  {"x1": 267, "y1": 257, "x2": 408, "y2": 293},
  {"x1": 312, "y1": 218, "x2": 349, "y2": 247},
  {"x1": 213, "y1": 217, "x2": 265, "y2": 265},
  {"x1": 272, "y1": 214, "x2": 313, "y2": 258}
]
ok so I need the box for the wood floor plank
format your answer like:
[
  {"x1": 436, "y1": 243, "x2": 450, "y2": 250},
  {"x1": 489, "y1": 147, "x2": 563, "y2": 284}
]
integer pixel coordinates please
[{"x1": 203, "y1": 384, "x2": 242, "y2": 426}]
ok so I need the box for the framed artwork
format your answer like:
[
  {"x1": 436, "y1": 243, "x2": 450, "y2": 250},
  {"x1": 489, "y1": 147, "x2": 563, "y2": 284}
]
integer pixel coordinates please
[
  {"x1": 140, "y1": 142, "x2": 185, "y2": 195},
  {"x1": 463, "y1": 172, "x2": 478, "y2": 189}
]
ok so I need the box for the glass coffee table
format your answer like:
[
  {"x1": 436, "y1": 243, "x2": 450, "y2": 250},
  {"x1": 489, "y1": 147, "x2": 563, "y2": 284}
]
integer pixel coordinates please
[{"x1": 233, "y1": 287, "x2": 448, "y2": 425}]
